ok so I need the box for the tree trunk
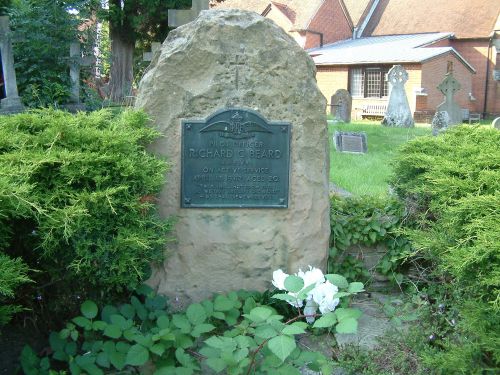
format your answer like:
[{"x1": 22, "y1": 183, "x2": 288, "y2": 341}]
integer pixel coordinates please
[{"x1": 108, "y1": 27, "x2": 135, "y2": 103}]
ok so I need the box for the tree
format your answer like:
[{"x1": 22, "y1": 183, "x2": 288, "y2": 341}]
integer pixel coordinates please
[{"x1": 102, "y1": 0, "x2": 191, "y2": 102}]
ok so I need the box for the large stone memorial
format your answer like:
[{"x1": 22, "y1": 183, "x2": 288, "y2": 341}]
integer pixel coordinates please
[
  {"x1": 382, "y1": 65, "x2": 414, "y2": 127},
  {"x1": 136, "y1": 9, "x2": 330, "y2": 306}
]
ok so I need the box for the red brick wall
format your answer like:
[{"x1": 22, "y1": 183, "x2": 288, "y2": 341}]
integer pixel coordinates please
[
  {"x1": 421, "y1": 53, "x2": 474, "y2": 112},
  {"x1": 451, "y1": 39, "x2": 500, "y2": 115},
  {"x1": 305, "y1": 0, "x2": 352, "y2": 49}
]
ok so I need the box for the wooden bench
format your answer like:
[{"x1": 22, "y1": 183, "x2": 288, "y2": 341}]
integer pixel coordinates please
[
  {"x1": 469, "y1": 112, "x2": 481, "y2": 124},
  {"x1": 360, "y1": 104, "x2": 387, "y2": 118}
]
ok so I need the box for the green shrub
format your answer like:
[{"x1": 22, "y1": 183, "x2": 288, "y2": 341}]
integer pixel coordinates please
[
  {"x1": 0, "y1": 109, "x2": 171, "y2": 322},
  {"x1": 0, "y1": 253, "x2": 31, "y2": 326},
  {"x1": 329, "y1": 195, "x2": 412, "y2": 285},
  {"x1": 391, "y1": 126, "x2": 500, "y2": 372}
]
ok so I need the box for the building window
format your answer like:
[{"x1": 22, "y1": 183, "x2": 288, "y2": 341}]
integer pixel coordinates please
[
  {"x1": 349, "y1": 66, "x2": 389, "y2": 98},
  {"x1": 350, "y1": 68, "x2": 364, "y2": 97}
]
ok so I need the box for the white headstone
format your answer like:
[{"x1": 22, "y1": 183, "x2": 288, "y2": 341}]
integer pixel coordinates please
[
  {"x1": 136, "y1": 9, "x2": 330, "y2": 307},
  {"x1": 0, "y1": 16, "x2": 24, "y2": 113},
  {"x1": 382, "y1": 65, "x2": 414, "y2": 127}
]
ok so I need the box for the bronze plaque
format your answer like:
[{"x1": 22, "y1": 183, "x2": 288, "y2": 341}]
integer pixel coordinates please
[
  {"x1": 181, "y1": 108, "x2": 291, "y2": 208},
  {"x1": 334, "y1": 131, "x2": 367, "y2": 153}
]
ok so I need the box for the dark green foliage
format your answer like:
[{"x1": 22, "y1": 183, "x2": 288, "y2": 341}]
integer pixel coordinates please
[
  {"x1": 21, "y1": 286, "x2": 336, "y2": 374},
  {"x1": 0, "y1": 253, "x2": 31, "y2": 326},
  {"x1": 9, "y1": 0, "x2": 80, "y2": 107},
  {"x1": 391, "y1": 126, "x2": 500, "y2": 372},
  {"x1": 0, "y1": 109, "x2": 171, "y2": 323},
  {"x1": 329, "y1": 196, "x2": 411, "y2": 284}
]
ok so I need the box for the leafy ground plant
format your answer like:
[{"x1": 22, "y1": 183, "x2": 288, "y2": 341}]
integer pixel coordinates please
[{"x1": 21, "y1": 268, "x2": 364, "y2": 374}]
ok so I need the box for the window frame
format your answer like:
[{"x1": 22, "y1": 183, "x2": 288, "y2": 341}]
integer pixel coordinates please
[{"x1": 348, "y1": 65, "x2": 391, "y2": 98}]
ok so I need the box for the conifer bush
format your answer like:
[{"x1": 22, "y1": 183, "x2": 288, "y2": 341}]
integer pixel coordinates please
[
  {"x1": 391, "y1": 126, "x2": 500, "y2": 372},
  {"x1": 0, "y1": 109, "x2": 171, "y2": 322}
]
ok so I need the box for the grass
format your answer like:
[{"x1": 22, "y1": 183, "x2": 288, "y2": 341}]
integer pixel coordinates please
[{"x1": 329, "y1": 120, "x2": 431, "y2": 196}]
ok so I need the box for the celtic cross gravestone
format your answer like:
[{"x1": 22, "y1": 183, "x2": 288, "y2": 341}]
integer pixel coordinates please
[
  {"x1": 382, "y1": 65, "x2": 414, "y2": 127},
  {"x1": 436, "y1": 71, "x2": 462, "y2": 125},
  {"x1": 136, "y1": 9, "x2": 330, "y2": 306}
]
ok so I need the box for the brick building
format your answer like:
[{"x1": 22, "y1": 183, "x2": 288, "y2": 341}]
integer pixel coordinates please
[
  {"x1": 311, "y1": 33, "x2": 476, "y2": 122},
  {"x1": 214, "y1": 0, "x2": 352, "y2": 49},
  {"x1": 215, "y1": 0, "x2": 500, "y2": 118}
]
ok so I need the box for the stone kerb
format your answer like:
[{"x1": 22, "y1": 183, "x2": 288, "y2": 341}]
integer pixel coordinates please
[{"x1": 136, "y1": 9, "x2": 330, "y2": 308}]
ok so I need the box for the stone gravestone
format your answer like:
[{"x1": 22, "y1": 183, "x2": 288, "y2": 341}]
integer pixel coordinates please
[
  {"x1": 168, "y1": 0, "x2": 209, "y2": 28},
  {"x1": 492, "y1": 117, "x2": 500, "y2": 130},
  {"x1": 331, "y1": 89, "x2": 351, "y2": 123},
  {"x1": 435, "y1": 71, "x2": 462, "y2": 125},
  {"x1": 0, "y1": 16, "x2": 24, "y2": 113},
  {"x1": 334, "y1": 131, "x2": 367, "y2": 153},
  {"x1": 432, "y1": 111, "x2": 450, "y2": 136},
  {"x1": 382, "y1": 65, "x2": 414, "y2": 127},
  {"x1": 136, "y1": 9, "x2": 330, "y2": 306},
  {"x1": 69, "y1": 42, "x2": 95, "y2": 106}
]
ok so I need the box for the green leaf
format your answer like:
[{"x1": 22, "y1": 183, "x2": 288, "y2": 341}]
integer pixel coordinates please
[
  {"x1": 92, "y1": 320, "x2": 107, "y2": 331},
  {"x1": 116, "y1": 342, "x2": 131, "y2": 354},
  {"x1": 150, "y1": 343, "x2": 166, "y2": 356},
  {"x1": 206, "y1": 357, "x2": 226, "y2": 373},
  {"x1": 172, "y1": 314, "x2": 191, "y2": 333},
  {"x1": 335, "y1": 308, "x2": 363, "y2": 322},
  {"x1": 191, "y1": 323, "x2": 216, "y2": 337},
  {"x1": 312, "y1": 312, "x2": 337, "y2": 328},
  {"x1": 119, "y1": 304, "x2": 135, "y2": 319},
  {"x1": 109, "y1": 351, "x2": 126, "y2": 370},
  {"x1": 347, "y1": 282, "x2": 365, "y2": 293},
  {"x1": 335, "y1": 317, "x2": 358, "y2": 334},
  {"x1": 284, "y1": 275, "x2": 304, "y2": 293},
  {"x1": 81, "y1": 300, "x2": 98, "y2": 319},
  {"x1": 157, "y1": 315, "x2": 170, "y2": 329},
  {"x1": 103, "y1": 324, "x2": 122, "y2": 339},
  {"x1": 110, "y1": 314, "x2": 132, "y2": 330},
  {"x1": 213, "y1": 295, "x2": 234, "y2": 312},
  {"x1": 126, "y1": 344, "x2": 149, "y2": 366},
  {"x1": 96, "y1": 352, "x2": 110, "y2": 368},
  {"x1": 204, "y1": 336, "x2": 236, "y2": 352},
  {"x1": 255, "y1": 325, "x2": 278, "y2": 339},
  {"x1": 268, "y1": 335, "x2": 297, "y2": 362},
  {"x1": 186, "y1": 303, "x2": 207, "y2": 325},
  {"x1": 247, "y1": 306, "x2": 273, "y2": 323},
  {"x1": 297, "y1": 283, "x2": 316, "y2": 300},
  {"x1": 271, "y1": 293, "x2": 297, "y2": 302},
  {"x1": 282, "y1": 323, "x2": 306, "y2": 335},
  {"x1": 72, "y1": 316, "x2": 91, "y2": 330},
  {"x1": 101, "y1": 305, "x2": 119, "y2": 323},
  {"x1": 325, "y1": 274, "x2": 349, "y2": 289}
]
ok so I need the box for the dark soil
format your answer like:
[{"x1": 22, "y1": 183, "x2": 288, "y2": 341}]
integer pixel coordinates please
[{"x1": 0, "y1": 323, "x2": 47, "y2": 374}]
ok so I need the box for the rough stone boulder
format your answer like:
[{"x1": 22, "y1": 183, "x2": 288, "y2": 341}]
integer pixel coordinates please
[{"x1": 136, "y1": 9, "x2": 330, "y2": 307}]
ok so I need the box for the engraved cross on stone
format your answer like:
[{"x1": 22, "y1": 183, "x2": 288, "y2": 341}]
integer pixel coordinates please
[
  {"x1": 388, "y1": 64, "x2": 408, "y2": 87},
  {"x1": 168, "y1": 0, "x2": 209, "y2": 28},
  {"x1": 437, "y1": 72, "x2": 461, "y2": 102},
  {"x1": 229, "y1": 49, "x2": 245, "y2": 90}
]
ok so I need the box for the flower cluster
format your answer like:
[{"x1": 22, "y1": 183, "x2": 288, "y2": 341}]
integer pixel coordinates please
[{"x1": 272, "y1": 266, "x2": 340, "y2": 322}]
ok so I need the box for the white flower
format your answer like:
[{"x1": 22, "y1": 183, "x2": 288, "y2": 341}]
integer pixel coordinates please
[
  {"x1": 311, "y1": 281, "x2": 340, "y2": 314},
  {"x1": 296, "y1": 266, "x2": 325, "y2": 289},
  {"x1": 303, "y1": 299, "x2": 319, "y2": 323},
  {"x1": 272, "y1": 269, "x2": 289, "y2": 290}
]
